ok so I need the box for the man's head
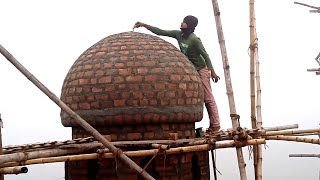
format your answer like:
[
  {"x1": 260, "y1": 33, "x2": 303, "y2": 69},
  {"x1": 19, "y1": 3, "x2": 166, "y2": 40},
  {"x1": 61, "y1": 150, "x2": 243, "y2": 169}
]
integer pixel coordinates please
[
  {"x1": 180, "y1": 15, "x2": 198, "y2": 37},
  {"x1": 182, "y1": 15, "x2": 198, "y2": 29}
]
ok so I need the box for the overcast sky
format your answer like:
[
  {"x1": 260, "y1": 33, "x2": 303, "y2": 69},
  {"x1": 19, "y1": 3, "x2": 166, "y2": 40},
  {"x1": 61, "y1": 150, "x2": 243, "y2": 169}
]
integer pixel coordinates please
[{"x1": 0, "y1": 0, "x2": 320, "y2": 179}]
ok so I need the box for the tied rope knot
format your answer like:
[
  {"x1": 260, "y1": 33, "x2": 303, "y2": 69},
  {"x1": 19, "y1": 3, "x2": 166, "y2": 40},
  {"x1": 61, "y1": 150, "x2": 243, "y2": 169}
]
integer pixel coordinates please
[{"x1": 231, "y1": 127, "x2": 249, "y2": 148}]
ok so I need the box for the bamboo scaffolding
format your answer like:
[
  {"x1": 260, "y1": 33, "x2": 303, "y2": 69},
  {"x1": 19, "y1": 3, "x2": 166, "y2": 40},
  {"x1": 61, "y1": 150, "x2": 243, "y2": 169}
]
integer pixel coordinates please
[
  {"x1": 0, "y1": 139, "x2": 266, "y2": 168},
  {"x1": 0, "y1": 166, "x2": 28, "y2": 175},
  {"x1": 211, "y1": 0, "x2": 247, "y2": 179},
  {"x1": 264, "y1": 128, "x2": 320, "y2": 136},
  {"x1": 266, "y1": 136, "x2": 320, "y2": 145},
  {"x1": 289, "y1": 154, "x2": 320, "y2": 158},
  {"x1": 0, "y1": 44, "x2": 154, "y2": 180}
]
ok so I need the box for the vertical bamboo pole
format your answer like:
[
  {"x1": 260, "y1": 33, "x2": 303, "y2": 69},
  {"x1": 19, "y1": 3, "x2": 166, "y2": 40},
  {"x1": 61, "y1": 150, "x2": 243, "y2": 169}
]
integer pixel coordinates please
[
  {"x1": 211, "y1": 0, "x2": 248, "y2": 179},
  {"x1": 249, "y1": 0, "x2": 263, "y2": 179},
  {"x1": 0, "y1": 114, "x2": 3, "y2": 180},
  {"x1": 255, "y1": 15, "x2": 263, "y2": 180},
  {"x1": 249, "y1": 1, "x2": 259, "y2": 178},
  {"x1": 249, "y1": 0, "x2": 259, "y2": 179},
  {"x1": 0, "y1": 44, "x2": 155, "y2": 180}
]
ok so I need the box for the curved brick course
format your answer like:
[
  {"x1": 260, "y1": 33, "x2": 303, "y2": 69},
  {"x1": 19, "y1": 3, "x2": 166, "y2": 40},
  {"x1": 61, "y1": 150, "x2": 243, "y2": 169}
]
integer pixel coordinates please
[{"x1": 60, "y1": 32, "x2": 204, "y2": 127}]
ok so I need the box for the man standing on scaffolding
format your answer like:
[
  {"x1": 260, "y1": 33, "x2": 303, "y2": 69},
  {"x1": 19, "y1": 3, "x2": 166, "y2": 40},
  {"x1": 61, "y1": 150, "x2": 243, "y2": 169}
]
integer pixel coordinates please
[{"x1": 134, "y1": 15, "x2": 221, "y2": 133}]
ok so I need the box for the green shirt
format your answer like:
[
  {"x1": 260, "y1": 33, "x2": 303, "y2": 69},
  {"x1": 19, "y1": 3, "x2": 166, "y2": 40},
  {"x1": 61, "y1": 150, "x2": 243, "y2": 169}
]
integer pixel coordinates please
[{"x1": 147, "y1": 26, "x2": 213, "y2": 70}]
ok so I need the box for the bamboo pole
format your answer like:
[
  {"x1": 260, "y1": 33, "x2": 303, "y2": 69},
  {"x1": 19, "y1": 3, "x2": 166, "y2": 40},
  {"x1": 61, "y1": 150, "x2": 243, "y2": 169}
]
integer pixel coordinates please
[
  {"x1": 0, "y1": 44, "x2": 154, "y2": 180},
  {"x1": 211, "y1": 1, "x2": 247, "y2": 179},
  {"x1": 289, "y1": 154, "x2": 320, "y2": 158},
  {"x1": 249, "y1": 1, "x2": 259, "y2": 179},
  {"x1": 307, "y1": 68, "x2": 320, "y2": 72},
  {"x1": 0, "y1": 166, "x2": 28, "y2": 175},
  {"x1": 266, "y1": 136, "x2": 320, "y2": 145},
  {"x1": 0, "y1": 143, "x2": 101, "y2": 165},
  {"x1": 0, "y1": 139, "x2": 266, "y2": 168},
  {"x1": 0, "y1": 114, "x2": 3, "y2": 180},
  {"x1": 264, "y1": 128, "x2": 320, "y2": 136},
  {"x1": 263, "y1": 124, "x2": 298, "y2": 132},
  {"x1": 251, "y1": 1, "x2": 263, "y2": 179}
]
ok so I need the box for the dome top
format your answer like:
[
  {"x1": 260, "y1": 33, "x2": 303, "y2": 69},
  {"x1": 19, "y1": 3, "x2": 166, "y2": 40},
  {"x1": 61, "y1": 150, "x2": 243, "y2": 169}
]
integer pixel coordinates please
[{"x1": 60, "y1": 32, "x2": 203, "y2": 127}]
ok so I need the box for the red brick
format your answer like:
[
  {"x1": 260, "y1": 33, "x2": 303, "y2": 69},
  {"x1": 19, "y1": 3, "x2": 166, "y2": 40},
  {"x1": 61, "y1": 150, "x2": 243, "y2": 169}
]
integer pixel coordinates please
[
  {"x1": 79, "y1": 79, "x2": 88, "y2": 85},
  {"x1": 155, "y1": 84, "x2": 165, "y2": 90},
  {"x1": 115, "y1": 63, "x2": 124, "y2": 68},
  {"x1": 90, "y1": 102, "x2": 99, "y2": 109},
  {"x1": 105, "y1": 86, "x2": 116, "y2": 92},
  {"x1": 114, "y1": 99, "x2": 126, "y2": 107},
  {"x1": 95, "y1": 94, "x2": 108, "y2": 100},
  {"x1": 126, "y1": 76, "x2": 143, "y2": 82},
  {"x1": 127, "y1": 133, "x2": 142, "y2": 140},
  {"x1": 170, "y1": 75, "x2": 181, "y2": 81},
  {"x1": 143, "y1": 132, "x2": 155, "y2": 139},
  {"x1": 98, "y1": 76, "x2": 112, "y2": 84},
  {"x1": 118, "y1": 68, "x2": 132, "y2": 75},
  {"x1": 114, "y1": 76, "x2": 124, "y2": 83},
  {"x1": 92, "y1": 87, "x2": 103, "y2": 93},
  {"x1": 132, "y1": 92, "x2": 143, "y2": 99},
  {"x1": 145, "y1": 75, "x2": 158, "y2": 82},
  {"x1": 79, "y1": 103, "x2": 90, "y2": 109}
]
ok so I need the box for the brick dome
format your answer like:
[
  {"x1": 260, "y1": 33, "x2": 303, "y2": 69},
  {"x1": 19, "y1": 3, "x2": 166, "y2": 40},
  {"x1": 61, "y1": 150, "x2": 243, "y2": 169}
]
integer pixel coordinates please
[{"x1": 60, "y1": 32, "x2": 204, "y2": 127}]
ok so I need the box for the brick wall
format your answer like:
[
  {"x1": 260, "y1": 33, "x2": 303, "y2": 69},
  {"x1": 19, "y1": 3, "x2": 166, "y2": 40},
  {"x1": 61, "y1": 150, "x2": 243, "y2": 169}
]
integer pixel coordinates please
[{"x1": 66, "y1": 151, "x2": 209, "y2": 180}]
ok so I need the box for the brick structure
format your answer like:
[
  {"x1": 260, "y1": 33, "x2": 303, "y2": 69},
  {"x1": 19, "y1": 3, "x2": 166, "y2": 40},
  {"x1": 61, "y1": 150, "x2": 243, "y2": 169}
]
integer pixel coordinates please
[{"x1": 60, "y1": 32, "x2": 210, "y2": 180}]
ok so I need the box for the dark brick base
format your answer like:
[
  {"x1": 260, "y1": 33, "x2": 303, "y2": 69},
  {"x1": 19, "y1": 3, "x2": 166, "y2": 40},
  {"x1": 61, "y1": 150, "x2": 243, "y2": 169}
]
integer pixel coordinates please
[{"x1": 65, "y1": 151, "x2": 210, "y2": 180}]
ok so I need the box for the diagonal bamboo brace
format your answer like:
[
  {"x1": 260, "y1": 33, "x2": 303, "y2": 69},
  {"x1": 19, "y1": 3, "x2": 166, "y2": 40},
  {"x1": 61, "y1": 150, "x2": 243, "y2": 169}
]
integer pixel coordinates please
[{"x1": 0, "y1": 44, "x2": 155, "y2": 180}]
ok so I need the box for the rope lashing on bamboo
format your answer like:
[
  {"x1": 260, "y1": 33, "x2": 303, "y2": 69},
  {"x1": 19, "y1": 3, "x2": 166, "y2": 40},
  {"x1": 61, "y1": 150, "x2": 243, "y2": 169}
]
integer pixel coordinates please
[
  {"x1": 231, "y1": 127, "x2": 251, "y2": 148},
  {"x1": 230, "y1": 114, "x2": 240, "y2": 126}
]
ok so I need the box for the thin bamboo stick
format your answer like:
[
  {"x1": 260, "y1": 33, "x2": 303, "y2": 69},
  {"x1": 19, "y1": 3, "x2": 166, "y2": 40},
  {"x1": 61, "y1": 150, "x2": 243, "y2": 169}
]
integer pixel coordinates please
[
  {"x1": 266, "y1": 136, "x2": 320, "y2": 145},
  {"x1": 264, "y1": 128, "x2": 320, "y2": 136},
  {"x1": 289, "y1": 154, "x2": 320, "y2": 158},
  {"x1": 0, "y1": 166, "x2": 28, "y2": 174},
  {"x1": 0, "y1": 44, "x2": 154, "y2": 180},
  {"x1": 0, "y1": 139, "x2": 266, "y2": 168},
  {"x1": 211, "y1": 0, "x2": 247, "y2": 179}
]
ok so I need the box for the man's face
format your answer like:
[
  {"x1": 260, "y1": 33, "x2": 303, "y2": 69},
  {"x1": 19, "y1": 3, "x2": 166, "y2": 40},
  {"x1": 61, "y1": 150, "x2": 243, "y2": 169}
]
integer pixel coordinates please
[{"x1": 180, "y1": 21, "x2": 188, "y2": 29}]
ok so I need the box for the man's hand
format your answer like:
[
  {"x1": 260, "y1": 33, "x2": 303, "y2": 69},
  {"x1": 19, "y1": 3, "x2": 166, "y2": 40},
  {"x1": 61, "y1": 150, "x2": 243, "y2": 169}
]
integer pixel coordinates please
[
  {"x1": 133, "y1": 22, "x2": 148, "y2": 29},
  {"x1": 210, "y1": 69, "x2": 220, "y2": 83}
]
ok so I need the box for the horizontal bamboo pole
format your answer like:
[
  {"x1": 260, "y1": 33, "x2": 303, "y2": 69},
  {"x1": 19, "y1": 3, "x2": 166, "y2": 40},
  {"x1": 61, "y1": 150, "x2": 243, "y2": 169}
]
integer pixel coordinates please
[
  {"x1": 0, "y1": 166, "x2": 28, "y2": 174},
  {"x1": 0, "y1": 139, "x2": 265, "y2": 168},
  {"x1": 307, "y1": 68, "x2": 320, "y2": 72},
  {"x1": 263, "y1": 124, "x2": 298, "y2": 131},
  {"x1": 264, "y1": 128, "x2": 320, "y2": 136},
  {"x1": 0, "y1": 144, "x2": 98, "y2": 165},
  {"x1": 266, "y1": 136, "x2": 320, "y2": 145},
  {"x1": 289, "y1": 154, "x2": 320, "y2": 158}
]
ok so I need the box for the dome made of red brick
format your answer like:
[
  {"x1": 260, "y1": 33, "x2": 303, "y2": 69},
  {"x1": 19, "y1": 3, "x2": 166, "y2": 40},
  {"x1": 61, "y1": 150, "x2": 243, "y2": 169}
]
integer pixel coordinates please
[{"x1": 60, "y1": 32, "x2": 204, "y2": 127}]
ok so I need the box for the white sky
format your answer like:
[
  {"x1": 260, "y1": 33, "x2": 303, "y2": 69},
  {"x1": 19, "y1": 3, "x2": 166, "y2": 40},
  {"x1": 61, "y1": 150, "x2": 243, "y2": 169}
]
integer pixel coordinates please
[{"x1": 0, "y1": 0, "x2": 320, "y2": 179}]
